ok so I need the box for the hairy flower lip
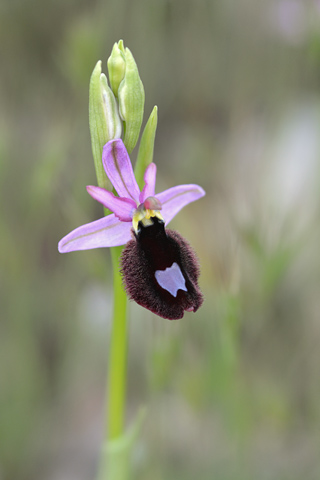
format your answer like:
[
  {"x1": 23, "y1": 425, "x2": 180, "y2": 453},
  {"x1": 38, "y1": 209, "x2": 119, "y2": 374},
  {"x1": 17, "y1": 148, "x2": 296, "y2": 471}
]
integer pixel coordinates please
[
  {"x1": 58, "y1": 138, "x2": 205, "y2": 253},
  {"x1": 121, "y1": 225, "x2": 203, "y2": 320}
]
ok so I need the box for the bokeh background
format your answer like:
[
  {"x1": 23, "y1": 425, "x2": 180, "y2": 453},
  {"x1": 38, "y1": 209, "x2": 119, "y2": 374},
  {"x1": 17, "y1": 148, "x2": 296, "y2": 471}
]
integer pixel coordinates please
[{"x1": 1, "y1": 0, "x2": 320, "y2": 479}]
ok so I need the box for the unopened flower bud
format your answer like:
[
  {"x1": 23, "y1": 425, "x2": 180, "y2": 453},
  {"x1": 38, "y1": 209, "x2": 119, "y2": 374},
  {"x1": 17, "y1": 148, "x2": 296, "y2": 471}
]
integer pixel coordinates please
[
  {"x1": 118, "y1": 47, "x2": 145, "y2": 154},
  {"x1": 107, "y1": 40, "x2": 126, "y2": 97}
]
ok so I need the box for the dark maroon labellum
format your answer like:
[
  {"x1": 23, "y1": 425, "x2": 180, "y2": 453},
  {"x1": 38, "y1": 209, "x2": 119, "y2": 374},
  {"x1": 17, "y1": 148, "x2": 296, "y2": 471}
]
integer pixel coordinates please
[{"x1": 121, "y1": 216, "x2": 203, "y2": 320}]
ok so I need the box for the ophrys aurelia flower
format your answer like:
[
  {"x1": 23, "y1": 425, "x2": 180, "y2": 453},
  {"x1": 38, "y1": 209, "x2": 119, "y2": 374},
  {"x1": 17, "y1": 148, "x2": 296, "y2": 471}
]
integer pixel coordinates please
[{"x1": 58, "y1": 138, "x2": 205, "y2": 319}]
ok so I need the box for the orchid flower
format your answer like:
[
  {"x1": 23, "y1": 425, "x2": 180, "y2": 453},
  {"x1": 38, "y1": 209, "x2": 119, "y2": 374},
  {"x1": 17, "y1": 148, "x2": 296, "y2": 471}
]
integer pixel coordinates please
[{"x1": 58, "y1": 138, "x2": 205, "y2": 319}]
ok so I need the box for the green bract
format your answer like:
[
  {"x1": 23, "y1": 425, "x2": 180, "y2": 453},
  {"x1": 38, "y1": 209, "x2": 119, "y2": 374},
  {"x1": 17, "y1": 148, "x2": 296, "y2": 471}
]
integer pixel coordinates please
[
  {"x1": 134, "y1": 106, "x2": 158, "y2": 190},
  {"x1": 89, "y1": 60, "x2": 122, "y2": 190}
]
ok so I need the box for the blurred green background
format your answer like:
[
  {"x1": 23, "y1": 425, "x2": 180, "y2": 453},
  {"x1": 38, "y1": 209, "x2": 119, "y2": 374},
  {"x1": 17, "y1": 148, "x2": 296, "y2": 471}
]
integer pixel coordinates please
[{"x1": 1, "y1": 0, "x2": 320, "y2": 479}]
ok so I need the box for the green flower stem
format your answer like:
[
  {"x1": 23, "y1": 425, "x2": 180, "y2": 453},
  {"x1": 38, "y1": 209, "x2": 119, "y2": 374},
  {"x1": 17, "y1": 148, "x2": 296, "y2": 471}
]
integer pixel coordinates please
[{"x1": 107, "y1": 245, "x2": 128, "y2": 440}]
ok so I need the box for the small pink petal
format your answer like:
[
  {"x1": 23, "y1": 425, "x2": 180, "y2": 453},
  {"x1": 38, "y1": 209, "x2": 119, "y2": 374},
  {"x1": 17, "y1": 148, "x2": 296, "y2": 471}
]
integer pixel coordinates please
[
  {"x1": 156, "y1": 184, "x2": 205, "y2": 225},
  {"x1": 58, "y1": 214, "x2": 132, "y2": 253},
  {"x1": 139, "y1": 163, "x2": 157, "y2": 203},
  {"x1": 86, "y1": 185, "x2": 136, "y2": 221},
  {"x1": 102, "y1": 139, "x2": 140, "y2": 202}
]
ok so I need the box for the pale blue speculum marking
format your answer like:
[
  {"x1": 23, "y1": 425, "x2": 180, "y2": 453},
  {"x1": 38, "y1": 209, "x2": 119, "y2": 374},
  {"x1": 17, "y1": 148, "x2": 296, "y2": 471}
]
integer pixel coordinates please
[{"x1": 155, "y1": 262, "x2": 187, "y2": 297}]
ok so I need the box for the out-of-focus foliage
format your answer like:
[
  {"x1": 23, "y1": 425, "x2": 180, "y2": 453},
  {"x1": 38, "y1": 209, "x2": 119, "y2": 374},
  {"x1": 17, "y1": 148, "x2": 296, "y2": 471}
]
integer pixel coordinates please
[{"x1": 1, "y1": 0, "x2": 320, "y2": 479}]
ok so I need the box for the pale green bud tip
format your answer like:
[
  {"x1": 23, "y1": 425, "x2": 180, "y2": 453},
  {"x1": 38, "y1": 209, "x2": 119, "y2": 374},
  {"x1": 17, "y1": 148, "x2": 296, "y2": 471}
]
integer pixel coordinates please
[
  {"x1": 107, "y1": 41, "x2": 126, "y2": 97},
  {"x1": 118, "y1": 39, "x2": 125, "y2": 53}
]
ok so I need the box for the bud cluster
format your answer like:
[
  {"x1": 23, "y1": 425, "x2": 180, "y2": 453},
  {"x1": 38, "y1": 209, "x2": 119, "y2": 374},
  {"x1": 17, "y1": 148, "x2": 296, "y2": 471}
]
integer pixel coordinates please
[{"x1": 89, "y1": 40, "x2": 148, "y2": 188}]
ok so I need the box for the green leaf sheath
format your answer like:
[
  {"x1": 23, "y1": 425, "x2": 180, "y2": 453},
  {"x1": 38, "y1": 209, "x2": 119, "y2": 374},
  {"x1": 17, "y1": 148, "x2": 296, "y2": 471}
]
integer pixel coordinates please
[{"x1": 134, "y1": 106, "x2": 158, "y2": 190}]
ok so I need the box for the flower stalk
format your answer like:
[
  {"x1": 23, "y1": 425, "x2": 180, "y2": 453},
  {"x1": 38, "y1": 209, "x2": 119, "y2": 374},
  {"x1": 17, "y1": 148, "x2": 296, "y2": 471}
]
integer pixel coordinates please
[
  {"x1": 59, "y1": 39, "x2": 205, "y2": 480},
  {"x1": 107, "y1": 245, "x2": 128, "y2": 440}
]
